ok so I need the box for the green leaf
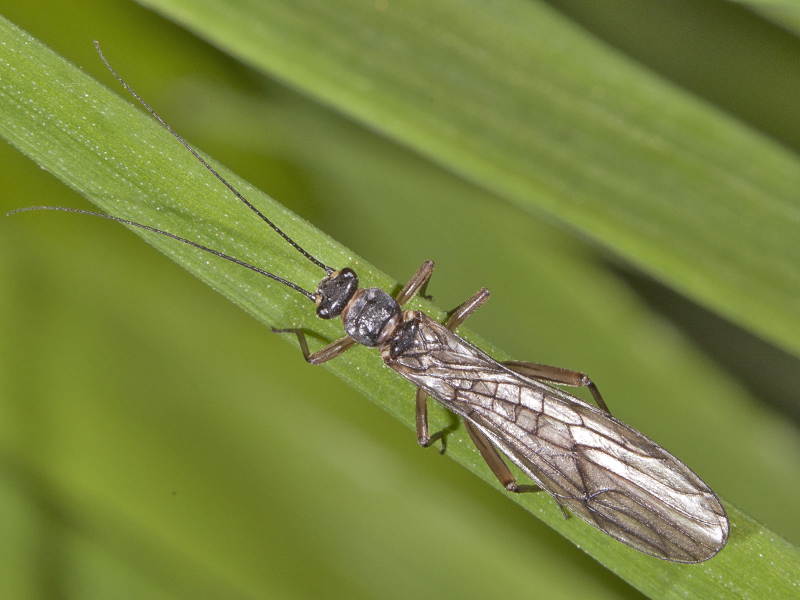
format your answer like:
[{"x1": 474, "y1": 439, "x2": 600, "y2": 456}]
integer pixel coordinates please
[{"x1": 2, "y1": 7, "x2": 800, "y2": 600}]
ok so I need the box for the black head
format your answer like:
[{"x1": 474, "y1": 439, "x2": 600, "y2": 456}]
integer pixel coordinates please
[{"x1": 315, "y1": 268, "x2": 359, "y2": 319}]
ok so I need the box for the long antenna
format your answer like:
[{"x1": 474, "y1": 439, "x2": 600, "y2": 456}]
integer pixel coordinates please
[
  {"x1": 8, "y1": 206, "x2": 318, "y2": 301},
  {"x1": 94, "y1": 40, "x2": 334, "y2": 276}
]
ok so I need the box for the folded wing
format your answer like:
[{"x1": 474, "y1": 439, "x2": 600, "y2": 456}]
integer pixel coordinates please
[{"x1": 390, "y1": 314, "x2": 728, "y2": 562}]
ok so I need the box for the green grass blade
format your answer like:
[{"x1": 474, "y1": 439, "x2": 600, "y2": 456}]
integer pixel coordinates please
[
  {"x1": 138, "y1": 0, "x2": 800, "y2": 359},
  {"x1": 2, "y1": 12, "x2": 800, "y2": 600},
  {"x1": 730, "y1": 0, "x2": 800, "y2": 34}
]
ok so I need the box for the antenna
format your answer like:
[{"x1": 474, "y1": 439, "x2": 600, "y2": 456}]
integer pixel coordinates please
[
  {"x1": 8, "y1": 206, "x2": 318, "y2": 301},
  {"x1": 93, "y1": 41, "x2": 334, "y2": 276}
]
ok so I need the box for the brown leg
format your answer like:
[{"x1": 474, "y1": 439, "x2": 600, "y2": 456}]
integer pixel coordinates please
[
  {"x1": 444, "y1": 288, "x2": 490, "y2": 331},
  {"x1": 463, "y1": 422, "x2": 571, "y2": 517},
  {"x1": 415, "y1": 387, "x2": 430, "y2": 445},
  {"x1": 272, "y1": 328, "x2": 356, "y2": 365},
  {"x1": 464, "y1": 420, "x2": 571, "y2": 516},
  {"x1": 462, "y1": 419, "x2": 518, "y2": 492},
  {"x1": 413, "y1": 286, "x2": 490, "y2": 453},
  {"x1": 395, "y1": 260, "x2": 435, "y2": 306},
  {"x1": 502, "y1": 361, "x2": 609, "y2": 413},
  {"x1": 416, "y1": 287, "x2": 490, "y2": 449},
  {"x1": 414, "y1": 387, "x2": 445, "y2": 452}
]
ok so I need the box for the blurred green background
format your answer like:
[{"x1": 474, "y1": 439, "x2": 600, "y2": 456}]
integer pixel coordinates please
[{"x1": 2, "y1": 1, "x2": 800, "y2": 598}]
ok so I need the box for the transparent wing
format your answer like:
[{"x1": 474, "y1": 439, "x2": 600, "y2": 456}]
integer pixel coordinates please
[{"x1": 385, "y1": 314, "x2": 729, "y2": 562}]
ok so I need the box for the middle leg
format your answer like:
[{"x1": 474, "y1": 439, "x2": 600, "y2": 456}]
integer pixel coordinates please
[{"x1": 415, "y1": 286, "x2": 491, "y2": 452}]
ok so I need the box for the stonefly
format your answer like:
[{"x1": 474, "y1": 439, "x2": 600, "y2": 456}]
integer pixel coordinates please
[{"x1": 10, "y1": 42, "x2": 729, "y2": 563}]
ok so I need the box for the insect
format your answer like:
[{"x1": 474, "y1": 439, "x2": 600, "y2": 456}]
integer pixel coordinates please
[{"x1": 11, "y1": 43, "x2": 729, "y2": 563}]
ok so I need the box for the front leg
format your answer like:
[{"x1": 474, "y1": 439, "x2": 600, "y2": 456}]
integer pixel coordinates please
[
  {"x1": 444, "y1": 288, "x2": 490, "y2": 331},
  {"x1": 395, "y1": 260, "x2": 435, "y2": 306},
  {"x1": 272, "y1": 328, "x2": 356, "y2": 365}
]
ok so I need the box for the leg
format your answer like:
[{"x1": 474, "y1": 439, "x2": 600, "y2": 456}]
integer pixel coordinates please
[
  {"x1": 415, "y1": 387, "x2": 445, "y2": 452},
  {"x1": 462, "y1": 419, "x2": 518, "y2": 492},
  {"x1": 511, "y1": 484, "x2": 570, "y2": 519},
  {"x1": 464, "y1": 419, "x2": 571, "y2": 518},
  {"x1": 396, "y1": 263, "x2": 490, "y2": 331},
  {"x1": 272, "y1": 328, "x2": 356, "y2": 365},
  {"x1": 502, "y1": 361, "x2": 609, "y2": 413},
  {"x1": 464, "y1": 419, "x2": 520, "y2": 492},
  {"x1": 444, "y1": 288, "x2": 490, "y2": 331},
  {"x1": 410, "y1": 288, "x2": 490, "y2": 452},
  {"x1": 395, "y1": 260, "x2": 435, "y2": 306}
]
